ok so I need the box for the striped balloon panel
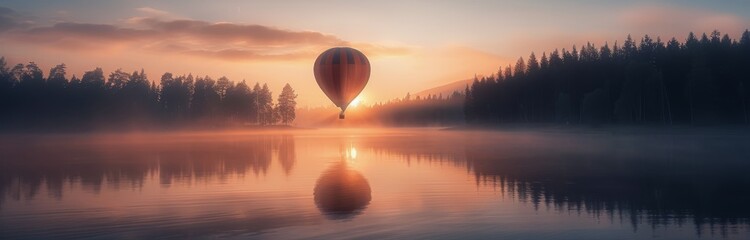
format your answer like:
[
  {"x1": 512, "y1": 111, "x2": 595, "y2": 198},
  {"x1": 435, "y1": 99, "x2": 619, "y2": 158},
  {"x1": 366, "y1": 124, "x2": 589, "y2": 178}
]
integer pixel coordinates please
[{"x1": 313, "y1": 47, "x2": 371, "y2": 110}]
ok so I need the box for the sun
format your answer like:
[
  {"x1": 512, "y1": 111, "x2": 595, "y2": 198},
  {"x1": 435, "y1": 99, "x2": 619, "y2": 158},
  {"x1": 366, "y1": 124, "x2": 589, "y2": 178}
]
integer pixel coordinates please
[{"x1": 349, "y1": 95, "x2": 363, "y2": 108}]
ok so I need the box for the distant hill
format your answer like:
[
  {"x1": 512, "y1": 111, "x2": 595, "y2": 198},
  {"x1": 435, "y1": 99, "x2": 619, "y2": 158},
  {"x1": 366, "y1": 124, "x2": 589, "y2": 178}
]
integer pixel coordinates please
[{"x1": 413, "y1": 78, "x2": 472, "y2": 99}]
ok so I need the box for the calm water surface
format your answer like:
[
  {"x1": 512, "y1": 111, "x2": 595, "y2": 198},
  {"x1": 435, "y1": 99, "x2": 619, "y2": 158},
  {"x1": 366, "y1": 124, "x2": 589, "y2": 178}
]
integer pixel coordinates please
[{"x1": 1, "y1": 128, "x2": 750, "y2": 239}]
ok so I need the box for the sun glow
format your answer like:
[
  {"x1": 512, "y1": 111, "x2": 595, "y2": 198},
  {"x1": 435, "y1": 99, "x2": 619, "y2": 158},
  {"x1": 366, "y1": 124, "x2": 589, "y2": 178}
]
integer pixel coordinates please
[
  {"x1": 350, "y1": 147, "x2": 358, "y2": 160},
  {"x1": 344, "y1": 145, "x2": 359, "y2": 164},
  {"x1": 349, "y1": 95, "x2": 363, "y2": 108}
]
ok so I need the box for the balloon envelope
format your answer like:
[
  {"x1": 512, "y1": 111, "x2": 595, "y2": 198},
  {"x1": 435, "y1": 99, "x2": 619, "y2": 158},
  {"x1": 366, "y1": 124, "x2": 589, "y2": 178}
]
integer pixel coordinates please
[{"x1": 313, "y1": 47, "x2": 370, "y2": 119}]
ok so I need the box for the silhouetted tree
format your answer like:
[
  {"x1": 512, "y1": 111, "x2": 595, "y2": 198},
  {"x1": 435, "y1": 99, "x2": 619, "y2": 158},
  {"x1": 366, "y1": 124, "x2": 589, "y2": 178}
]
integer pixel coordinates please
[
  {"x1": 258, "y1": 83, "x2": 274, "y2": 125},
  {"x1": 192, "y1": 75, "x2": 221, "y2": 121},
  {"x1": 107, "y1": 69, "x2": 129, "y2": 92},
  {"x1": 224, "y1": 80, "x2": 254, "y2": 123},
  {"x1": 277, "y1": 83, "x2": 297, "y2": 125},
  {"x1": 0, "y1": 58, "x2": 13, "y2": 124},
  {"x1": 79, "y1": 67, "x2": 106, "y2": 123}
]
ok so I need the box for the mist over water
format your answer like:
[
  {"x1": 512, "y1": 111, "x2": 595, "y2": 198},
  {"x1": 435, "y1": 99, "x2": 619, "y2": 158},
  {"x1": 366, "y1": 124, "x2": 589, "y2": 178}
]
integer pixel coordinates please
[{"x1": 1, "y1": 128, "x2": 749, "y2": 239}]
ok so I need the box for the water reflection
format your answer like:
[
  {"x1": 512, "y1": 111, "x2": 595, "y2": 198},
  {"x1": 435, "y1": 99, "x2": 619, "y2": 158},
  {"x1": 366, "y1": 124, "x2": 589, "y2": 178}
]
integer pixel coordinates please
[
  {"x1": 365, "y1": 131, "x2": 750, "y2": 237},
  {"x1": 279, "y1": 135, "x2": 296, "y2": 175},
  {"x1": 0, "y1": 130, "x2": 749, "y2": 239},
  {"x1": 0, "y1": 134, "x2": 288, "y2": 202},
  {"x1": 313, "y1": 162, "x2": 371, "y2": 219}
]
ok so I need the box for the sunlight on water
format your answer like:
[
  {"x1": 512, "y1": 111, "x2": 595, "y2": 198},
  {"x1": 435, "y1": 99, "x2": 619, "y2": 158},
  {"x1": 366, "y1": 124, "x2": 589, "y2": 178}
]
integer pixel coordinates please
[
  {"x1": 348, "y1": 146, "x2": 358, "y2": 161},
  {"x1": 1, "y1": 128, "x2": 750, "y2": 239}
]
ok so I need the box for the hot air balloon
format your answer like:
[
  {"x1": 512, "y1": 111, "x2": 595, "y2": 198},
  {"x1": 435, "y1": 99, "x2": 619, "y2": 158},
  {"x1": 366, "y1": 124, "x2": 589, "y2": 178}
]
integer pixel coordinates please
[{"x1": 313, "y1": 47, "x2": 370, "y2": 119}]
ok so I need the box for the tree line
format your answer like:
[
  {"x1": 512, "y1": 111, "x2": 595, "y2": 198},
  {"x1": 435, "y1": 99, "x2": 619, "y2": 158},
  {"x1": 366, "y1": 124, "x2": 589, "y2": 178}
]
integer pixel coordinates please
[
  {"x1": 465, "y1": 30, "x2": 750, "y2": 125},
  {"x1": 0, "y1": 59, "x2": 297, "y2": 130},
  {"x1": 295, "y1": 92, "x2": 465, "y2": 126},
  {"x1": 366, "y1": 92, "x2": 465, "y2": 126}
]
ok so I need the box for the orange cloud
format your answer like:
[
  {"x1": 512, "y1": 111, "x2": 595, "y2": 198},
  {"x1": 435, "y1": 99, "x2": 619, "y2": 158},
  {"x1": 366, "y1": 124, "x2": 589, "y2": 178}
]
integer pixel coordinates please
[
  {"x1": 179, "y1": 48, "x2": 315, "y2": 61},
  {"x1": 0, "y1": 7, "x2": 409, "y2": 62},
  {"x1": 133, "y1": 18, "x2": 345, "y2": 45}
]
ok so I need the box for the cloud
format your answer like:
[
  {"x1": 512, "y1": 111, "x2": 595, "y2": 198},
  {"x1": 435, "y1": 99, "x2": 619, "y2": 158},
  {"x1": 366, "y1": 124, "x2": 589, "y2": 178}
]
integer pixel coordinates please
[
  {"x1": 4, "y1": 22, "x2": 155, "y2": 51},
  {"x1": 136, "y1": 7, "x2": 172, "y2": 17},
  {"x1": 0, "y1": 7, "x2": 409, "y2": 61},
  {"x1": 182, "y1": 48, "x2": 314, "y2": 61},
  {"x1": 125, "y1": 7, "x2": 181, "y2": 24},
  {"x1": 0, "y1": 7, "x2": 34, "y2": 32},
  {"x1": 132, "y1": 17, "x2": 346, "y2": 46}
]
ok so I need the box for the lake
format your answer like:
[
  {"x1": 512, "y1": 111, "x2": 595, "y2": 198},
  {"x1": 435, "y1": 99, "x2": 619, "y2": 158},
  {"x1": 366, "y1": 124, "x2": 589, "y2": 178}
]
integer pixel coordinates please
[{"x1": 1, "y1": 128, "x2": 750, "y2": 239}]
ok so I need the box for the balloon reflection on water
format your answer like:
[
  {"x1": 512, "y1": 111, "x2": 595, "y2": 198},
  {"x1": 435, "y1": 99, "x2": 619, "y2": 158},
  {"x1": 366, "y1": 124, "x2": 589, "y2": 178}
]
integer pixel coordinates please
[{"x1": 313, "y1": 144, "x2": 371, "y2": 220}]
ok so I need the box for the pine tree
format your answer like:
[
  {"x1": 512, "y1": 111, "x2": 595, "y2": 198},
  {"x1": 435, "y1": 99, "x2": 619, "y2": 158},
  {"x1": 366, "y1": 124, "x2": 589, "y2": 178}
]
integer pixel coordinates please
[
  {"x1": 514, "y1": 57, "x2": 526, "y2": 78},
  {"x1": 277, "y1": 83, "x2": 297, "y2": 125},
  {"x1": 527, "y1": 52, "x2": 540, "y2": 73},
  {"x1": 258, "y1": 83, "x2": 274, "y2": 125}
]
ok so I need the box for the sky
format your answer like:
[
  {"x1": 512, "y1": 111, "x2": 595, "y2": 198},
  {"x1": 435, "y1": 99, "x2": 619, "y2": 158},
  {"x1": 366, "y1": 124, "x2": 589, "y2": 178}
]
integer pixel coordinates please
[{"x1": 1, "y1": 0, "x2": 749, "y2": 107}]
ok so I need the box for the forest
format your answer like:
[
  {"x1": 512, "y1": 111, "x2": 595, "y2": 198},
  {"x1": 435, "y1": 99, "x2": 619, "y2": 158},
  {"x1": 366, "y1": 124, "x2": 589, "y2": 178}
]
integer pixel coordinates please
[
  {"x1": 466, "y1": 30, "x2": 750, "y2": 125},
  {"x1": 0, "y1": 60, "x2": 298, "y2": 131},
  {"x1": 296, "y1": 92, "x2": 465, "y2": 126}
]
